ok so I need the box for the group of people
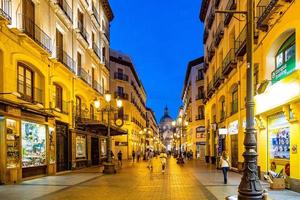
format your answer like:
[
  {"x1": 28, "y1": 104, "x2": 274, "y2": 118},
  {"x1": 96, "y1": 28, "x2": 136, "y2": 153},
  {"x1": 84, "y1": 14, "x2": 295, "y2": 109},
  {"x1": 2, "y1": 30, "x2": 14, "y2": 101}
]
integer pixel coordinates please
[{"x1": 116, "y1": 149, "x2": 168, "y2": 173}]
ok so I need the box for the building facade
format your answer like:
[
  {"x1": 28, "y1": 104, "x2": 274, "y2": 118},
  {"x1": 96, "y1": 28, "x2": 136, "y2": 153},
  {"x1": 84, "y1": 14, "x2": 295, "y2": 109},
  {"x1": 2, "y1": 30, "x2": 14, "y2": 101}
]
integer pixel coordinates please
[
  {"x1": 109, "y1": 50, "x2": 148, "y2": 159},
  {"x1": 159, "y1": 106, "x2": 174, "y2": 151},
  {"x1": 0, "y1": 0, "x2": 117, "y2": 183},
  {"x1": 181, "y1": 57, "x2": 206, "y2": 160},
  {"x1": 200, "y1": 0, "x2": 300, "y2": 192},
  {"x1": 146, "y1": 108, "x2": 161, "y2": 151}
]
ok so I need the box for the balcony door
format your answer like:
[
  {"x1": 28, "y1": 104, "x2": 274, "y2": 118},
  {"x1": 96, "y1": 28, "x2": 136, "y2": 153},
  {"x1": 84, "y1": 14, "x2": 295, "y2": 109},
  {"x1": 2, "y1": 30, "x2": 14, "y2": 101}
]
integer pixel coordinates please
[
  {"x1": 22, "y1": 0, "x2": 35, "y2": 37},
  {"x1": 56, "y1": 29, "x2": 63, "y2": 61}
]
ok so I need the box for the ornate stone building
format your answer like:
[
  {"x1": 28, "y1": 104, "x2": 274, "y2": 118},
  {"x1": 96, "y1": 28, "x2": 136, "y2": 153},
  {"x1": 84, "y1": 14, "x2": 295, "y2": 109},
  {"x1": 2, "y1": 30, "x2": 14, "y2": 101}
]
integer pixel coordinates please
[{"x1": 159, "y1": 107, "x2": 174, "y2": 151}]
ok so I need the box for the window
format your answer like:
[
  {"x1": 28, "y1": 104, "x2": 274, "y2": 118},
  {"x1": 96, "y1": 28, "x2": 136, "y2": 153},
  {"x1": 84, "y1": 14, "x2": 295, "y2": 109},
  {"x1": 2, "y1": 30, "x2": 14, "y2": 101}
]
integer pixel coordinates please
[
  {"x1": 90, "y1": 104, "x2": 94, "y2": 120},
  {"x1": 77, "y1": 52, "x2": 82, "y2": 74},
  {"x1": 76, "y1": 96, "x2": 81, "y2": 117},
  {"x1": 198, "y1": 106, "x2": 204, "y2": 120},
  {"x1": 117, "y1": 86, "x2": 124, "y2": 94},
  {"x1": 220, "y1": 98, "x2": 225, "y2": 121},
  {"x1": 56, "y1": 29, "x2": 63, "y2": 60},
  {"x1": 197, "y1": 69, "x2": 204, "y2": 80},
  {"x1": 231, "y1": 87, "x2": 238, "y2": 115},
  {"x1": 54, "y1": 84, "x2": 63, "y2": 111},
  {"x1": 77, "y1": 9, "x2": 84, "y2": 32},
  {"x1": 102, "y1": 46, "x2": 106, "y2": 62},
  {"x1": 275, "y1": 33, "x2": 295, "y2": 69},
  {"x1": 18, "y1": 63, "x2": 33, "y2": 102},
  {"x1": 118, "y1": 68, "x2": 123, "y2": 74},
  {"x1": 197, "y1": 86, "x2": 204, "y2": 99}
]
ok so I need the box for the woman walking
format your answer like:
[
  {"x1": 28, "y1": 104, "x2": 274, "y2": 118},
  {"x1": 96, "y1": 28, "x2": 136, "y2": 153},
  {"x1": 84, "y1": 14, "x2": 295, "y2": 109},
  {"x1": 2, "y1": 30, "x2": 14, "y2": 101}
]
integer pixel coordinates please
[{"x1": 220, "y1": 151, "x2": 230, "y2": 184}]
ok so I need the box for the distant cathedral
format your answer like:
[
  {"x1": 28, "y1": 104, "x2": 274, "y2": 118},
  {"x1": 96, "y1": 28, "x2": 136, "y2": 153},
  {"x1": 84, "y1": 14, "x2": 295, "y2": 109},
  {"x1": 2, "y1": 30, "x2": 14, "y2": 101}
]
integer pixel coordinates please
[{"x1": 159, "y1": 106, "x2": 174, "y2": 151}]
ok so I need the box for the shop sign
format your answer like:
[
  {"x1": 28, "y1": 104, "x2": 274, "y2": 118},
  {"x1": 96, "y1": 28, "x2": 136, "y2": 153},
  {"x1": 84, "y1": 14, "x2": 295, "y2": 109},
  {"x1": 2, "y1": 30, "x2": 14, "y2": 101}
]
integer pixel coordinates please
[
  {"x1": 196, "y1": 126, "x2": 205, "y2": 133},
  {"x1": 196, "y1": 132, "x2": 205, "y2": 139},
  {"x1": 219, "y1": 128, "x2": 227, "y2": 135},
  {"x1": 271, "y1": 56, "x2": 296, "y2": 84},
  {"x1": 228, "y1": 120, "x2": 238, "y2": 135}
]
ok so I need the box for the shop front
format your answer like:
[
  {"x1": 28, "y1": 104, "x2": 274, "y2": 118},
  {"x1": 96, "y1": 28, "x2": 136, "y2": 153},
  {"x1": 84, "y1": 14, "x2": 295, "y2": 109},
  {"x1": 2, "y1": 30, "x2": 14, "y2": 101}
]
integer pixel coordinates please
[
  {"x1": 0, "y1": 104, "x2": 56, "y2": 184},
  {"x1": 56, "y1": 121, "x2": 70, "y2": 172},
  {"x1": 228, "y1": 120, "x2": 239, "y2": 169},
  {"x1": 195, "y1": 126, "x2": 205, "y2": 159}
]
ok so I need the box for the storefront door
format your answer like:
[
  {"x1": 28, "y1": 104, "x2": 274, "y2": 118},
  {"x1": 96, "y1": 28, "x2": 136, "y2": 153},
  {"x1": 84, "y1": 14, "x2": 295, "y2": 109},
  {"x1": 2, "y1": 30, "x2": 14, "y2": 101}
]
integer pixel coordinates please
[
  {"x1": 56, "y1": 122, "x2": 69, "y2": 172},
  {"x1": 231, "y1": 134, "x2": 238, "y2": 168},
  {"x1": 91, "y1": 137, "x2": 99, "y2": 165}
]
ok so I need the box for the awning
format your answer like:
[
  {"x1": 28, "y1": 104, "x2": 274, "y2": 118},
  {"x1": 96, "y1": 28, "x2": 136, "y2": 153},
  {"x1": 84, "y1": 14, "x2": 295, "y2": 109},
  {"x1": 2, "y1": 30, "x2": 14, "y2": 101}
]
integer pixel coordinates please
[{"x1": 76, "y1": 119, "x2": 128, "y2": 136}]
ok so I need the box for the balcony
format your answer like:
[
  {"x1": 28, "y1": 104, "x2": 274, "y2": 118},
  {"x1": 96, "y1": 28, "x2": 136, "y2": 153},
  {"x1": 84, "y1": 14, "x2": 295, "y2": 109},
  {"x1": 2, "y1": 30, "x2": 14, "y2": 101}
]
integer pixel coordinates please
[
  {"x1": 196, "y1": 93, "x2": 205, "y2": 100},
  {"x1": 91, "y1": 4, "x2": 100, "y2": 26},
  {"x1": 102, "y1": 25, "x2": 110, "y2": 41},
  {"x1": 114, "y1": 72, "x2": 129, "y2": 81},
  {"x1": 0, "y1": 0, "x2": 11, "y2": 22},
  {"x1": 92, "y1": 42, "x2": 101, "y2": 60},
  {"x1": 203, "y1": 61, "x2": 209, "y2": 73},
  {"x1": 18, "y1": 80, "x2": 44, "y2": 105},
  {"x1": 213, "y1": 67, "x2": 224, "y2": 89},
  {"x1": 115, "y1": 92, "x2": 129, "y2": 100},
  {"x1": 93, "y1": 80, "x2": 104, "y2": 95},
  {"x1": 196, "y1": 115, "x2": 205, "y2": 121},
  {"x1": 207, "y1": 44, "x2": 215, "y2": 62},
  {"x1": 206, "y1": 7, "x2": 215, "y2": 29},
  {"x1": 224, "y1": 0, "x2": 237, "y2": 26},
  {"x1": 78, "y1": 67, "x2": 92, "y2": 86},
  {"x1": 235, "y1": 25, "x2": 247, "y2": 57},
  {"x1": 77, "y1": 21, "x2": 89, "y2": 45},
  {"x1": 222, "y1": 49, "x2": 237, "y2": 76},
  {"x1": 53, "y1": 99, "x2": 69, "y2": 114},
  {"x1": 102, "y1": 56, "x2": 110, "y2": 70},
  {"x1": 207, "y1": 81, "x2": 215, "y2": 98},
  {"x1": 56, "y1": 48, "x2": 76, "y2": 73},
  {"x1": 256, "y1": 0, "x2": 292, "y2": 32},
  {"x1": 203, "y1": 27, "x2": 209, "y2": 44},
  {"x1": 16, "y1": 15, "x2": 52, "y2": 54},
  {"x1": 214, "y1": 22, "x2": 224, "y2": 47},
  {"x1": 57, "y1": 0, "x2": 72, "y2": 22}
]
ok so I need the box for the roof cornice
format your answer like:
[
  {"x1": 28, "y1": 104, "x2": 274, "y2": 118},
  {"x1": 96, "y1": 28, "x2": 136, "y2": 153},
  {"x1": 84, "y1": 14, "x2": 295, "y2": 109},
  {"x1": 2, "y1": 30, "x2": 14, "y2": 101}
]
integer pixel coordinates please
[
  {"x1": 199, "y1": 0, "x2": 209, "y2": 22},
  {"x1": 101, "y1": 0, "x2": 114, "y2": 22}
]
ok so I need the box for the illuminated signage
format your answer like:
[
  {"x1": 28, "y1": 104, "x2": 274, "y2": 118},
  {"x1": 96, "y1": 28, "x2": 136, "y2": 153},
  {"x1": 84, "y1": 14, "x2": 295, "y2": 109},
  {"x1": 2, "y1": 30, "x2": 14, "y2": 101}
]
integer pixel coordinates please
[
  {"x1": 219, "y1": 128, "x2": 228, "y2": 135},
  {"x1": 228, "y1": 120, "x2": 238, "y2": 135}
]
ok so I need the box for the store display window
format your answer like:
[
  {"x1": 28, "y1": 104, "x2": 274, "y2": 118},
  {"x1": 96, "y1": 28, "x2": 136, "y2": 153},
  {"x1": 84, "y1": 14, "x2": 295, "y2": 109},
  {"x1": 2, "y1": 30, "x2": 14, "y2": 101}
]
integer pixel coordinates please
[
  {"x1": 22, "y1": 121, "x2": 46, "y2": 168},
  {"x1": 6, "y1": 119, "x2": 20, "y2": 168},
  {"x1": 76, "y1": 135, "x2": 86, "y2": 158},
  {"x1": 100, "y1": 139, "x2": 107, "y2": 157}
]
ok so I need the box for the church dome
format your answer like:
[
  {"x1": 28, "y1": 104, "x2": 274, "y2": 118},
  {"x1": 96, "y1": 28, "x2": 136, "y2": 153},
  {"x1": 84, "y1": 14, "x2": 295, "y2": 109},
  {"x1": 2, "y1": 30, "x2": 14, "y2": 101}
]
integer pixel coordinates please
[{"x1": 159, "y1": 106, "x2": 173, "y2": 124}]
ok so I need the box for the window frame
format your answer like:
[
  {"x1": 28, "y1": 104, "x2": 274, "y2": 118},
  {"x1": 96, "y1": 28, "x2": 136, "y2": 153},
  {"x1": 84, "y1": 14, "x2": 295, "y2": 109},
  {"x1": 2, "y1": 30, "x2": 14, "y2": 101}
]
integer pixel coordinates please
[{"x1": 17, "y1": 62, "x2": 34, "y2": 102}]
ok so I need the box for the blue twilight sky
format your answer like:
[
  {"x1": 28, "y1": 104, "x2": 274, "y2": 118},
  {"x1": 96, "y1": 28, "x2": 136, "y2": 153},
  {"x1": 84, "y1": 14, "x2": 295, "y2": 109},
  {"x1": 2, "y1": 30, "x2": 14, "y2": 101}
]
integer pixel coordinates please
[{"x1": 109, "y1": 0, "x2": 204, "y2": 121}]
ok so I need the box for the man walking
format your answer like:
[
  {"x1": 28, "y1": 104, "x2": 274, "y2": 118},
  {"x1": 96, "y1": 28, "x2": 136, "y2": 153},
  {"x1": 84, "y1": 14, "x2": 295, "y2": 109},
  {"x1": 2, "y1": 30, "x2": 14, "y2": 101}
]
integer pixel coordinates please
[
  {"x1": 132, "y1": 150, "x2": 136, "y2": 162},
  {"x1": 117, "y1": 150, "x2": 122, "y2": 167},
  {"x1": 148, "y1": 150, "x2": 154, "y2": 170}
]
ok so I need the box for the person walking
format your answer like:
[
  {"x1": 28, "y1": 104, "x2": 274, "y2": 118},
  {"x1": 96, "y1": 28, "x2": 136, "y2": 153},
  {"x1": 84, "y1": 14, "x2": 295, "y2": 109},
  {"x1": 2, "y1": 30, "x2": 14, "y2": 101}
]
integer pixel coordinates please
[
  {"x1": 220, "y1": 151, "x2": 230, "y2": 184},
  {"x1": 137, "y1": 150, "x2": 141, "y2": 162},
  {"x1": 117, "y1": 150, "x2": 122, "y2": 167},
  {"x1": 148, "y1": 150, "x2": 154, "y2": 170},
  {"x1": 159, "y1": 150, "x2": 168, "y2": 173},
  {"x1": 132, "y1": 150, "x2": 136, "y2": 162}
]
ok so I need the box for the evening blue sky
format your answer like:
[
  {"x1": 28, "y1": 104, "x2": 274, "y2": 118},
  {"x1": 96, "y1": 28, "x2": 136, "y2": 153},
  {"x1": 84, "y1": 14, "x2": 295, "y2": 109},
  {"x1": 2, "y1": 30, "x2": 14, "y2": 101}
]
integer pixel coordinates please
[{"x1": 110, "y1": 0, "x2": 204, "y2": 121}]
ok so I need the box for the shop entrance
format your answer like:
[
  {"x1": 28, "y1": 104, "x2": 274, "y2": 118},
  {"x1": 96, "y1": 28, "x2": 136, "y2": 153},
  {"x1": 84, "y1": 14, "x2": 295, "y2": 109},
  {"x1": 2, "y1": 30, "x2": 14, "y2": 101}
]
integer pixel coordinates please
[
  {"x1": 231, "y1": 134, "x2": 238, "y2": 168},
  {"x1": 56, "y1": 121, "x2": 69, "y2": 172},
  {"x1": 91, "y1": 137, "x2": 99, "y2": 165}
]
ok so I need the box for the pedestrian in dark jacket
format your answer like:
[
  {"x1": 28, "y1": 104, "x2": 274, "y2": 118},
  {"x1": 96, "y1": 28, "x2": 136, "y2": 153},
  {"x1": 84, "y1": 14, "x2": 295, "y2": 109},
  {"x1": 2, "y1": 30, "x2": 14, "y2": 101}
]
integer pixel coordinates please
[
  {"x1": 132, "y1": 150, "x2": 136, "y2": 162},
  {"x1": 117, "y1": 151, "x2": 122, "y2": 166}
]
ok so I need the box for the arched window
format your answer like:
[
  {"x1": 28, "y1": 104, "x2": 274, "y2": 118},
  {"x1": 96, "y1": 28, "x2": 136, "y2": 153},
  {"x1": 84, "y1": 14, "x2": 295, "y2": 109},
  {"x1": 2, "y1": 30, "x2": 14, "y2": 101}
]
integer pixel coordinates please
[
  {"x1": 197, "y1": 106, "x2": 205, "y2": 120},
  {"x1": 17, "y1": 62, "x2": 34, "y2": 102},
  {"x1": 54, "y1": 83, "x2": 63, "y2": 111},
  {"x1": 231, "y1": 85, "x2": 238, "y2": 115},
  {"x1": 76, "y1": 96, "x2": 81, "y2": 117},
  {"x1": 219, "y1": 96, "x2": 226, "y2": 121}
]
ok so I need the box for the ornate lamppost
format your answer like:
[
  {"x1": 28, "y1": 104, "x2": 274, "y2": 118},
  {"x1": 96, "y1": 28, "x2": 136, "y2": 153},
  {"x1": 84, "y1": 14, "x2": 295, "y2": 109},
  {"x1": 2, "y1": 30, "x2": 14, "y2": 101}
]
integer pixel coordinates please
[
  {"x1": 172, "y1": 108, "x2": 188, "y2": 164},
  {"x1": 94, "y1": 93, "x2": 123, "y2": 174}
]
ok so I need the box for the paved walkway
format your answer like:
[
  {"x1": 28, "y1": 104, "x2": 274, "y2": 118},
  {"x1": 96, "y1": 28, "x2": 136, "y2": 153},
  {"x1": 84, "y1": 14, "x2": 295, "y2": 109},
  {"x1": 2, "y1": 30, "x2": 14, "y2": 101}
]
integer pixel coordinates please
[{"x1": 0, "y1": 158, "x2": 299, "y2": 200}]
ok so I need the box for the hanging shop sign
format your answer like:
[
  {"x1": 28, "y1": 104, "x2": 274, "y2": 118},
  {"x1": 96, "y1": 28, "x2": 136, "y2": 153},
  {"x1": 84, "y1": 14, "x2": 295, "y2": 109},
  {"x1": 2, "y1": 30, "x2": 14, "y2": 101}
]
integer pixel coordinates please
[
  {"x1": 115, "y1": 141, "x2": 128, "y2": 146},
  {"x1": 219, "y1": 128, "x2": 228, "y2": 135},
  {"x1": 228, "y1": 120, "x2": 238, "y2": 135}
]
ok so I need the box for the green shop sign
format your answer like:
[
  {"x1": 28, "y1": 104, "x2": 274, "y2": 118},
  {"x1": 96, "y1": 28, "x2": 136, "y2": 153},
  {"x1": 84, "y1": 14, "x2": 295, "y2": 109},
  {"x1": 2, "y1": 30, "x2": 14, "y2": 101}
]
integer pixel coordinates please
[{"x1": 272, "y1": 56, "x2": 296, "y2": 84}]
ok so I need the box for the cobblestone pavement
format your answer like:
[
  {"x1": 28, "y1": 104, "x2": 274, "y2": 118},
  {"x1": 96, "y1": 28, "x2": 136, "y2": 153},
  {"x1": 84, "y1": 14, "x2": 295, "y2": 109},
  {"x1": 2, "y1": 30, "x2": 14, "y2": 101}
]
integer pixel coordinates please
[{"x1": 0, "y1": 158, "x2": 216, "y2": 200}]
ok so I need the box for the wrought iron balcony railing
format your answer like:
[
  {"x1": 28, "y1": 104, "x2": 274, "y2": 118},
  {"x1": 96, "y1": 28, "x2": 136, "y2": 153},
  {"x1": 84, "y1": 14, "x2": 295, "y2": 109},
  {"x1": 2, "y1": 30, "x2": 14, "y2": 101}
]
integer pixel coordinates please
[
  {"x1": 56, "y1": 48, "x2": 76, "y2": 73},
  {"x1": 92, "y1": 3, "x2": 100, "y2": 25},
  {"x1": 114, "y1": 72, "x2": 129, "y2": 81},
  {"x1": 57, "y1": 0, "x2": 73, "y2": 22},
  {"x1": 53, "y1": 99, "x2": 69, "y2": 114},
  {"x1": 196, "y1": 115, "x2": 205, "y2": 121},
  {"x1": 213, "y1": 67, "x2": 224, "y2": 89},
  {"x1": 18, "y1": 14, "x2": 52, "y2": 53},
  {"x1": 206, "y1": 6, "x2": 215, "y2": 29},
  {"x1": 78, "y1": 67, "x2": 92, "y2": 85},
  {"x1": 203, "y1": 27, "x2": 209, "y2": 44},
  {"x1": 214, "y1": 22, "x2": 224, "y2": 47},
  {"x1": 18, "y1": 80, "x2": 44, "y2": 105},
  {"x1": 224, "y1": 0, "x2": 237, "y2": 26},
  {"x1": 222, "y1": 48, "x2": 237, "y2": 76},
  {"x1": 77, "y1": 20, "x2": 89, "y2": 44},
  {"x1": 115, "y1": 92, "x2": 129, "y2": 100},
  {"x1": 207, "y1": 44, "x2": 215, "y2": 62},
  {"x1": 0, "y1": 0, "x2": 11, "y2": 22},
  {"x1": 207, "y1": 80, "x2": 215, "y2": 98},
  {"x1": 93, "y1": 80, "x2": 104, "y2": 94},
  {"x1": 235, "y1": 25, "x2": 247, "y2": 57},
  {"x1": 92, "y1": 42, "x2": 101, "y2": 60}
]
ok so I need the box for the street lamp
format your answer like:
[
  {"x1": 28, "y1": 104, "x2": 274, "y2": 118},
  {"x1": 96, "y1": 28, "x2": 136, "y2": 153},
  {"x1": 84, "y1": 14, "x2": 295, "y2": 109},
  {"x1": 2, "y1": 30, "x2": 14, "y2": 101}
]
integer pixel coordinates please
[
  {"x1": 172, "y1": 112, "x2": 188, "y2": 165},
  {"x1": 215, "y1": 0, "x2": 263, "y2": 198},
  {"x1": 94, "y1": 93, "x2": 123, "y2": 174}
]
